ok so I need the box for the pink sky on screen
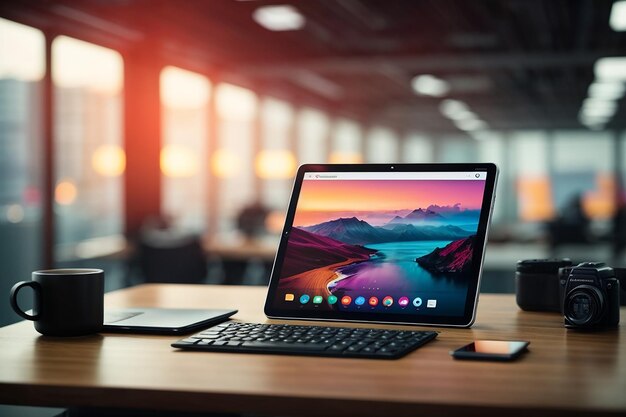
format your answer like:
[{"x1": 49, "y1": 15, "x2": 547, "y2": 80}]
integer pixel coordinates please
[{"x1": 294, "y1": 179, "x2": 486, "y2": 226}]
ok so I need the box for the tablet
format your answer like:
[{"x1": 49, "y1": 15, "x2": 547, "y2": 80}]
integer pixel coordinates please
[{"x1": 264, "y1": 163, "x2": 498, "y2": 327}]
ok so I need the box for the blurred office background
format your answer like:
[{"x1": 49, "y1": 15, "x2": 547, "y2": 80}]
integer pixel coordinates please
[{"x1": 2, "y1": 0, "x2": 626, "y2": 326}]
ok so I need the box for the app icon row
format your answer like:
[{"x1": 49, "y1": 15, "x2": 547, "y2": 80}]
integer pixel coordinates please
[{"x1": 285, "y1": 293, "x2": 437, "y2": 309}]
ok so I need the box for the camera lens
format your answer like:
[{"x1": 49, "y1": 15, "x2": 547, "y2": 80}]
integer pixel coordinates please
[
  {"x1": 565, "y1": 286, "x2": 603, "y2": 326},
  {"x1": 568, "y1": 293, "x2": 593, "y2": 322}
]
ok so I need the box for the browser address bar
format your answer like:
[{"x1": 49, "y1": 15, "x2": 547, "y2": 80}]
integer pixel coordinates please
[{"x1": 303, "y1": 172, "x2": 487, "y2": 180}]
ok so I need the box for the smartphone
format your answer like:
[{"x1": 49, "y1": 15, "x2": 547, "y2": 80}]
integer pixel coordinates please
[{"x1": 450, "y1": 340, "x2": 530, "y2": 361}]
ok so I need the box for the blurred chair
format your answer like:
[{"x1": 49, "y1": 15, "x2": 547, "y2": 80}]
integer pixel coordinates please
[
  {"x1": 218, "y1": 203, "x2": 273, "y2": 285},
  {"x1": 612, "y1": 198, "x2": 626, "y2": 254},
  {"x1": 545, "y1": 193, "x2": 592, "y2": 254},
  {"x1": 236, "y1": 202, "x2": 269, "y2": 238},
  {"x1": 127, "y1": 217, "x2": 208, "y2": 285}
]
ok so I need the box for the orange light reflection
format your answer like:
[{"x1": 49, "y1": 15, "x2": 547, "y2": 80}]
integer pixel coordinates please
[
  {"x1": 583, "y1": 174, "x2": 616, "y2": 220},
  {"x1": 517, "y1": 177, "x2": 554, "y2": 221},
  {"x1": 55, "y1": 180, "x2": 78, "y2": 205},
  {"x1": 328, "y1": 151, "x2": 363, "y2": 164},
  {"x1": 255, "y1": 150, "x2": 297, "y2": 179},
  {"x1": 92, "y1": 145, "x2": 126, "y2": 177},
  {"x1": 161, "y1": 145, "x2": 199, "y2": 178}
]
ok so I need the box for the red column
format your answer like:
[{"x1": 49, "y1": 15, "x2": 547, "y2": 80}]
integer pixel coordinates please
[
  {"x1": 42, "y1": 33, "x2": 54, "y2": 268},
  {"x1": 123, "y1": 46, "x2": 162, "y2": 237}
]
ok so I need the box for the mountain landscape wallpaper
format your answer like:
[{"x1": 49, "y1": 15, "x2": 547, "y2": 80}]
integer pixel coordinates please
[{"x1": 277, "y1": 179, "x2": 487, "y2": 316}]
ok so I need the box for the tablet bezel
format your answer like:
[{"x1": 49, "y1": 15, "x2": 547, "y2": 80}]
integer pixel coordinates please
[{"x1": 264, "y1": 163, "x2": 498, "y2": 328}]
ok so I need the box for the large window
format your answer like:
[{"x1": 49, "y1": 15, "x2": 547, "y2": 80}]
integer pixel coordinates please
[
  {"x1": 0, "y1": 18, "x2": 45, "y2": 326},
  {"x1": 365, "y1": 127, "x2": 399, "y2": 163},
  {"x1": 510, "y1": 131, "x2": 553, "y2": 222},
  {"x1": 258, "y1": 97, "x2": 296, "y2": 210},
  {"x1": 160, "y1": 66, "x2": 211, "y2": 231},
  {"x1": 552, "y1": 131, "x2": 615, "y2": 220},
  {"x1": 477, "y1": 132, "x2": 506, "y2": 221},
  {"x1": 214, "y1": 83, "x2": 258, "y2": 233},
  {"x1": 52, "y1": 36, "x2": 125, "y2": 249},
  {"x1": 297, "y1": 107, "x2": 329, "y2": 164},
  {"x1": 438, "y1": 136, "x2": 478, "y2": 163},
  {"x1": 402, "y1": 133, "x2": 433, "y2": 163},
  {"x1": 329, "y1": 118, "x2": 363, "y2": 163},
  {"x1": 621, "y1": 132, "x2": 626, "y2": 208}
]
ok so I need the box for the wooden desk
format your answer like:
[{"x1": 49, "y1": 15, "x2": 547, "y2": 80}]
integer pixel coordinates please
[
  {"x1": 0, "y1": 285, "x2": 624, "y2": 417},
  {"x1": 204, "y1": 238, "x2": 277, "y2": 261}
]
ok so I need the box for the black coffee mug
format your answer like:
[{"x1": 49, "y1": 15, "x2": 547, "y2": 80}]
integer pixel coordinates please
[{"x1": 10, "y1": 268, "x2": 104, "y2": 336}]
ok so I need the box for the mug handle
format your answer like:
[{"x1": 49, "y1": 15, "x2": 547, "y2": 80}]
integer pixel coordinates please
[{"x1": 9, "y1": 281, "x2": 41, "y2": 321}]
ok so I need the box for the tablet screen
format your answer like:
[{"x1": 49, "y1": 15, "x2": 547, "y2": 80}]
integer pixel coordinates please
[{"x1": 265, "y1": 164, "x2": 497, "y2": 327}]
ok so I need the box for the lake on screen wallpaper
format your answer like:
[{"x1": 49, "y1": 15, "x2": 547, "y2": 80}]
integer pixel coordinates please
[{"x1": 276, "y1": 179, "x2": 487, "y2": 316}]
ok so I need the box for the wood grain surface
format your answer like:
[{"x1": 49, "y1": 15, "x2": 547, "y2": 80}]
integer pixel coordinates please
[{"x1": 0, "y1": 284, "x2": 624, "y2": 417}]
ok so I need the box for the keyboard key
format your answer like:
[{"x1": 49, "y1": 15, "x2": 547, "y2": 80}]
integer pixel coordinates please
[
  {"x1": 241, "y1": 341, "x2": 327, "y2": 352},
  {"x1": 328, "y1": 344, "x2": 348, "y2": 352},
  {"x1": 347, "y1": 345, "x2": 364, "y2": 352}
]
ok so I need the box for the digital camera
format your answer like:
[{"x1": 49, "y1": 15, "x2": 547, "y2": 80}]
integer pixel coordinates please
[{"x1": 558, "y1": 262, "x2": 620, "y2": 329}]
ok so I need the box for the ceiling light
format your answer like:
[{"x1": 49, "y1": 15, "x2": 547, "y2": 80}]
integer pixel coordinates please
[
  {"x1": 579, "y1": 118, "x2": 606, "y2": 130},
  {"x1": 594, "y1": 57, "x2": 626, "y2": 80},
  {"x1": 580, "y1": 100, "x2": 617, "y2": 120},
  {"x1": 581, "y1": 107, "x2": 616, "y2": 118},
  {"x1": 454, "y1": 118, "x2": 487, "y2": 131},
  {"x1": 582, "y1": 121, "x2": 606, "y2": 127},
  {"x1": 582, "y1": 98, "x2": 617, "y2": 111},
  {"x1": 439, "y1": 99, "x2": 469, "y2": 118},
  {"x1": 580, "y1": 123, "x2": 605, "y2": 130},
  {"x1": 587, "y1": 81, "x2": 625, "y2": 100},
  {"x1": 447, "y1": 109, "x2": 476, "y2": 121},
  {"x1": 579, "y1": 113, "x2": 610, "y2": 124},
  {"x1": 469, "y1": 130, "x2": 499, "y2": 141},
  {"x1": 579, "y1": 111, "x2": 611, "y2": 119},
  {"x1": 582, "y1": 109, "x2": 615, "y2": 118},
  {"x1": 610, "y1": 0, "x2": 626, "y2": 31},
  {"x1": 293, "y1": 70, "x2": 342, "y2": 99},
  {"x1": 411, "y1": 75, "x2": 450, "y2": 97},
  {"x1": 252, "y1": 5, "x2": 305, "y2": 31}
]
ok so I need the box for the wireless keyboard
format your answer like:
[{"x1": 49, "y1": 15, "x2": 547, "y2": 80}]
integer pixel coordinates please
[{"x1": 172, "y1": 322, "x2": 438, "y2": 359}]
